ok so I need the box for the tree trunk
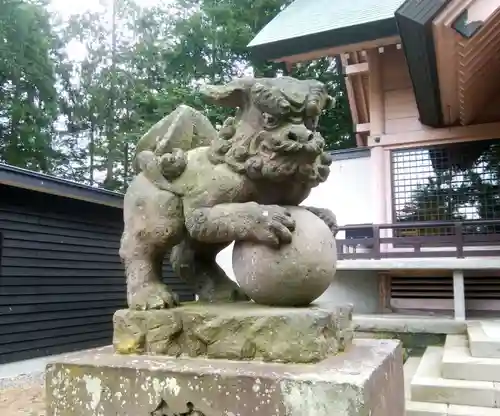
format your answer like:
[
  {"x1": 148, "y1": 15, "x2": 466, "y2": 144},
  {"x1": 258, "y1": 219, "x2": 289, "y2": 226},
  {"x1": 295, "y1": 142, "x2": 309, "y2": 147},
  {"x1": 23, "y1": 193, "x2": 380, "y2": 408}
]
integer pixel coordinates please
[
  {"x1": 103, "y1": 0, "x2": 117, "y2": 190},
  {"x1": 89, "y1": 119, "x2": 95, "y2": 185}
]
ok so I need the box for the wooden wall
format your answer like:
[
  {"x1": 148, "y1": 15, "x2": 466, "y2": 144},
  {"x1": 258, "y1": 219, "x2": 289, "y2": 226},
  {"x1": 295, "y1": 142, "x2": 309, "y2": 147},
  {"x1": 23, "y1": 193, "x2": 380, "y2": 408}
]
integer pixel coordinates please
[
  {"x1": 382, "y1": 45, "x2": 423, "y2": 136},
  {"x1": 0, "y1": 185, "x2": 195, "y2": 364}
]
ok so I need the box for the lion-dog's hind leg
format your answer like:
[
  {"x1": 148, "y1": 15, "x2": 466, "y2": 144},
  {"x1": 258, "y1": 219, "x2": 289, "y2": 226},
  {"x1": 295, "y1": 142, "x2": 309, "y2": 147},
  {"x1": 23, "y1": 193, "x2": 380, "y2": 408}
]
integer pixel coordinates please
[
  {"x1": 170, "y1": 238, "x2": 249, "y2": 303},
  {"x1": 120, "y1": 174, "x2": 185, "y2": 310}
]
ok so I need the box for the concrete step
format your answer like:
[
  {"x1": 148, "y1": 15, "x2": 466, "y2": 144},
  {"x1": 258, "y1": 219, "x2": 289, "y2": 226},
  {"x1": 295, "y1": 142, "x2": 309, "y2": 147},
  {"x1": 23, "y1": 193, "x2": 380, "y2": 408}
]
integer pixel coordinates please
[
  {"x1": 404, "y1": 348, "x2": 500, "y2": 414},
  {"x1": 406, "y1": 400, "x2": 447, "y2": 415},
  {"x1": 354, "y1": 314, "x2": 465, "y2": 335},
  {"x1": 443, "y1": 334, "x2": 500, "y2": 382},
  {"x1": 468, "y1": 321, "x2": 500, "y2": 358},
  {"x1": 447, "y1": 405, "x2": 500, "y2": 415},
  {"x1": 410, "y1": 346, "x2": 500, "y2": 408},
  {"x1": 405, "y1": 356, "x2": 422, "y2": 399},
  {"x1": 406, "y1": 401, "x2": 500, "y2": 415}
]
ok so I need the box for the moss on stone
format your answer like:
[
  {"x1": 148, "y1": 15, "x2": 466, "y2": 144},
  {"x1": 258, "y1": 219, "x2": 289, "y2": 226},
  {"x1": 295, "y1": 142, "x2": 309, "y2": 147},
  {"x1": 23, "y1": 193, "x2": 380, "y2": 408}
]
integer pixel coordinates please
[
  {"x1": 355, "y1": 331, "x2": 445, "y2": 362},
  {"x1": 113, "y1": 303, "x2": 354, "y2": 364}
]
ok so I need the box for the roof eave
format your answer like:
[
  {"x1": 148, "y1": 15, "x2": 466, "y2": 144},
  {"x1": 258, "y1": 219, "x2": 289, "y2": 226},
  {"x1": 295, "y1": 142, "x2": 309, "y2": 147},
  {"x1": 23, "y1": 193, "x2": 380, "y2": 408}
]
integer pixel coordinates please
[
  {"x1": 248, "y1": 18, "x2": 400, "y2": 62},
  {"x1": 0, "y1": 163, "x2": 123, "y2": 209},
  {"x1": 395, "y1": 0, "x2": 452, "y2": 128}
]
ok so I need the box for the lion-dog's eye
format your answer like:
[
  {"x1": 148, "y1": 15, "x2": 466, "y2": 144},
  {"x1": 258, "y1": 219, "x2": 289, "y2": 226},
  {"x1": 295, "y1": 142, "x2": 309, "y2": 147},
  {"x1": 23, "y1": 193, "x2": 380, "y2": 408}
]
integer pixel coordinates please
[{"x1": 262, "y1": 113, "x2": 279, "y2": 128}]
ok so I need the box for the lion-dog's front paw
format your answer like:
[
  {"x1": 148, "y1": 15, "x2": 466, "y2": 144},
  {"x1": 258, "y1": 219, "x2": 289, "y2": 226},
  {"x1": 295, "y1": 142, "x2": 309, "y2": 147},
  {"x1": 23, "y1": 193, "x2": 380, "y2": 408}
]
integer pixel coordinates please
[
  {"x1": 128, "y1": 282, "x2": 179, "y2": 310},
  {"x1": 247, "y1": 204, "x2": 296, "y2": 248}
]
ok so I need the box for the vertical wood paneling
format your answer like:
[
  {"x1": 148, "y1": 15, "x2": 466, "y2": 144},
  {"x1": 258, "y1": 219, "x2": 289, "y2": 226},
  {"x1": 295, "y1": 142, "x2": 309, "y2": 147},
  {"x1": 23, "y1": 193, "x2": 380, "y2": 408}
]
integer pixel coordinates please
[
  {"x1": 382, "y1": 46, "x2": 425, "y2": 136},
  {"x1": 0, "y1": 185, "x2": 195, "y2": 364},
  {"x1": 382, "y1": 46, "x2": 413, "y2": 92},
  {"x1": 367, "y1": 48, "x2": 385, "y2": 136}
]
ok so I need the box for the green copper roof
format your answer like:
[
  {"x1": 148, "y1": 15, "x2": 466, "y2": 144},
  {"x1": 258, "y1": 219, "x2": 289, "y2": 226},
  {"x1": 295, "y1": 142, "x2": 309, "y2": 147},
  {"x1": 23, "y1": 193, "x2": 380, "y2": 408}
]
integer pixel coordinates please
[{"x1": 249, "y1": 0, "x2": 406, "y2": 60}]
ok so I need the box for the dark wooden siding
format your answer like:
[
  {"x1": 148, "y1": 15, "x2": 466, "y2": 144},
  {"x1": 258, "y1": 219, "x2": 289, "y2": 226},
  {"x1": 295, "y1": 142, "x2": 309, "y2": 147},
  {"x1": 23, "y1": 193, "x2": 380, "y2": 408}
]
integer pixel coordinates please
[{"x1": 0, "y1": 185, "x2": 195, "y2": 364}]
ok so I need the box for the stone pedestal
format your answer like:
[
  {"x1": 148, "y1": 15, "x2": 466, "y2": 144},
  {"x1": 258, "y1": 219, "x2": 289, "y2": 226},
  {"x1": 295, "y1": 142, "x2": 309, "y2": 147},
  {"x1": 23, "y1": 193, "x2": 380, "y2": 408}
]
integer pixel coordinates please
[
  {"x1": 45, "y1": 338, "x2": 405, "y2": 416},
  {"x1": 113, "y1": 303, "x2": 353, "y2": 364}
]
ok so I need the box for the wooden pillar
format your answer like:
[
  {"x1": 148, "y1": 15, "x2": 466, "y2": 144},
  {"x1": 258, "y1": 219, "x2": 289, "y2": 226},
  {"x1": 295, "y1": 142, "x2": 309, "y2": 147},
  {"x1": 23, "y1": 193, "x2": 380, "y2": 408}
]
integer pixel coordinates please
[
  {"x1": 371, "y1": 146, "x2": 387, "y2": 224},
  {"x1": 367, "y1": 48, "x2": 389, "y2": 254},
  {"x1": 367, "y1": 48, "x2": 386, "y2": 222},
  {"x1": 453, "y1": 270, "x2": 466, "y2": 321},
  {"x1": 366, "y1": 48, "x2": 385, "y2": 137},
  {"x1": 341, "y1": 53, "x2": 365, "y2": 147}
]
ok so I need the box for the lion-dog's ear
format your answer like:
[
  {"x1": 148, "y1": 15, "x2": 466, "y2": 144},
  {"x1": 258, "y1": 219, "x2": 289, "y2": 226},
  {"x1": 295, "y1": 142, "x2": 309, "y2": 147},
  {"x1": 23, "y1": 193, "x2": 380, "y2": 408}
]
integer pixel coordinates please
[{"x1": 199, "y1": 78, "x2": 255, "y2": 109}]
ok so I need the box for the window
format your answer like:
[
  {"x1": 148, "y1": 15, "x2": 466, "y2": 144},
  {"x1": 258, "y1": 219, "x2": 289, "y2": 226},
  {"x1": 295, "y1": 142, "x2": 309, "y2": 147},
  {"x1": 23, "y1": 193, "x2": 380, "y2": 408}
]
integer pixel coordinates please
[{"x1": 391, "y1": 139, "x2": 500, "y2": 236}]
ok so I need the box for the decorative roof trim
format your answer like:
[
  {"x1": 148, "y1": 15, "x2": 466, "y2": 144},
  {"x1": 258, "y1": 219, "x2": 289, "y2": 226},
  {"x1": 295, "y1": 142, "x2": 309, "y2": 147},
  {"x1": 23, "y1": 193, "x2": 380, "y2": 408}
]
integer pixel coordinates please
[
  {"x1": 395, "y1": 0, "x2": 451, "y2": 127},
  {"x1": 249, "y1": 18, "x2": 400, "y2": 62}
]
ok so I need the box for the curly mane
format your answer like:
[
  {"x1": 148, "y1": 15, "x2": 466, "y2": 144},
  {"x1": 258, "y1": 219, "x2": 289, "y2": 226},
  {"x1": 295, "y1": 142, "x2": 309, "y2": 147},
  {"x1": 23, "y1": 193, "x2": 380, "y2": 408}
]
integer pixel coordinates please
[
  {"x1": 208, "y1": 129, "x2": 332, "y2": 186},
  {"x1": 204, "y1": 76, "x2": 333, "y2": 187}
]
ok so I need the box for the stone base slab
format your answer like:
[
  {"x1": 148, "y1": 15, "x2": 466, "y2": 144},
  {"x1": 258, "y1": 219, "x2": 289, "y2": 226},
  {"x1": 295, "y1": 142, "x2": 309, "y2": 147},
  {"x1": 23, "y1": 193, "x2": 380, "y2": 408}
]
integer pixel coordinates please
[
  {"x1": 443, "y1": 334, "x2": 500, "y2": 382},
  {"x1": 411, "y1": 346, "x2": 500, "y2": 408},
  {"x1": 468, "y1": 321, "x2": 500, "y2": 358},
  {"x1": 45, "y1": 339, "x2": 404, "y2": 416},
  {"x1": 113, "y1": 302, "x2": 353, "y2": 363}
]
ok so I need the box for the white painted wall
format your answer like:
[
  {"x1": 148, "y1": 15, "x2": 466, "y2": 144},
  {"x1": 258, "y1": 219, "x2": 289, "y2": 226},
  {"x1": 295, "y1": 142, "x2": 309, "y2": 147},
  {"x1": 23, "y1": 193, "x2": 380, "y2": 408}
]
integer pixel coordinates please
[
  {"x1": 302, "y1": 154, "x2": 374, "y2": 232},
  {"x1": 217, "y1": 243, "x2": 237, "y2": 281},
  {"x1": 216, "y1": 153, "x2": 374, "y2": 282}
]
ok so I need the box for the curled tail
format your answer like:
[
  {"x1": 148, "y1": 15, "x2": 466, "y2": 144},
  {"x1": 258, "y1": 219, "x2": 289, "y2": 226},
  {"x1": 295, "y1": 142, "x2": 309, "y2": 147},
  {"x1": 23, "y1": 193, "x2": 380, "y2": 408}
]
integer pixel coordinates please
[
  {"x1": 135, "y1": 149, "x2": 187, "y2": 194},
  {"x1": 133, "y1": 105, "x2": 217, "y2": 173}
]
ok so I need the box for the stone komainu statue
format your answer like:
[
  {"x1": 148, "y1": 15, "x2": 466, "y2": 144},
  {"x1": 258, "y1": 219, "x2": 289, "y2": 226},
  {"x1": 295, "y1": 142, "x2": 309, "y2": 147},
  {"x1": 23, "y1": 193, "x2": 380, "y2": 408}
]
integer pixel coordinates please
[{"x1": 120, "y1": 76, "x2": 339, "y2": 310}]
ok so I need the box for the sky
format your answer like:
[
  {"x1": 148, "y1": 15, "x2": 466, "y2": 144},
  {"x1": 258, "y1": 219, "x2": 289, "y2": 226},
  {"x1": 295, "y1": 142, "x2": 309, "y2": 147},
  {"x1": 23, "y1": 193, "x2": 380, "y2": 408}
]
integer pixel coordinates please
[
  {"x1": 50, "y1": 0, "x2": 104, "y2": 16},
  {"x1": 49, "y1": 0, "x2": 166, "y2": 18},
  {"x1": 47, "y1": 0, "x2": 176, "y2": 184},
  {"x1": 48, "y1": 0, "x2": 172, "y2": 62}
]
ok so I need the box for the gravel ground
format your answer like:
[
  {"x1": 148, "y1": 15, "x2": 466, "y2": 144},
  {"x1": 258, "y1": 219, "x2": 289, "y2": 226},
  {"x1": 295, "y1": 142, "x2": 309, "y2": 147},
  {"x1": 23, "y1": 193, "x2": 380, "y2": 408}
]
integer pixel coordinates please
[{"x1": 0, "y1": 373, "x2": 45, "y2": 415}]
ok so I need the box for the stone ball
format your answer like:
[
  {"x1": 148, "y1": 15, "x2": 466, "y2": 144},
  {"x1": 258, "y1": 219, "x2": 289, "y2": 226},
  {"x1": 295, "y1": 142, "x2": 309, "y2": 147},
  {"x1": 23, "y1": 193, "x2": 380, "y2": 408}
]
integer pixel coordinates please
[{"x1": 232, "y1": 206, "x2": 337, "y2": 307}]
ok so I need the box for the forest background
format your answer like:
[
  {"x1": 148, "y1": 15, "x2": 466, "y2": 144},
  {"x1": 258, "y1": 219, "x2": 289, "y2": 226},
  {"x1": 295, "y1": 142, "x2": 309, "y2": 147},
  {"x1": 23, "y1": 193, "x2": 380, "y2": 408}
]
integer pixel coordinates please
[{"x1": 0, "y1": 0, "x2": 354, "y2": 192}]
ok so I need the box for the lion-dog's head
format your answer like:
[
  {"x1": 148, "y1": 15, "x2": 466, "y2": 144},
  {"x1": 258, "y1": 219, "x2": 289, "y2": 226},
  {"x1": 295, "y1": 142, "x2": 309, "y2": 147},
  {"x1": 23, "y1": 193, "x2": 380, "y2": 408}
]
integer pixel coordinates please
[{"x1": 200, "y1": 76, "x2": 333, "y2": 187}]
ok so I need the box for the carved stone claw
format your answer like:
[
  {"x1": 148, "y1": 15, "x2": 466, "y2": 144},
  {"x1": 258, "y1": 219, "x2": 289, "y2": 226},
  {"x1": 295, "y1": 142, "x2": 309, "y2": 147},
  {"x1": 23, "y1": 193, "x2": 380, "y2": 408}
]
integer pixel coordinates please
[{"x1": 129, "y1": 282, "x2": 179, "y2": 311}]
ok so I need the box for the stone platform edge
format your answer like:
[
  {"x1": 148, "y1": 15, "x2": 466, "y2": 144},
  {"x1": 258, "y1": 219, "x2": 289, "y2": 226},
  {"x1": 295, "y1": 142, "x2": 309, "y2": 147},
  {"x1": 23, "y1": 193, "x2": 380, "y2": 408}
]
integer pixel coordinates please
[
  {"x1": 112, "y1": 302, "x2": 354, "y2": 364},
  {"x1": 45, "y1": 338, "x2": 404, "y2": 416}
]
